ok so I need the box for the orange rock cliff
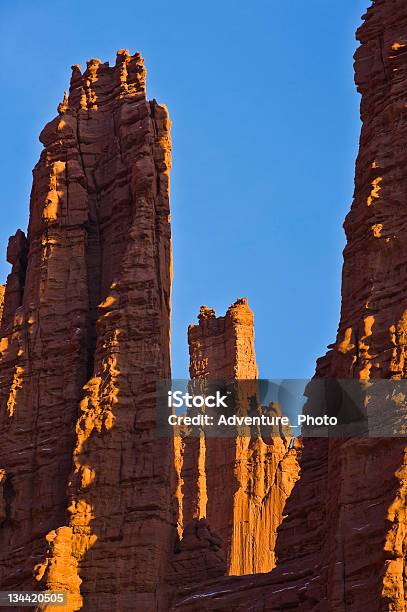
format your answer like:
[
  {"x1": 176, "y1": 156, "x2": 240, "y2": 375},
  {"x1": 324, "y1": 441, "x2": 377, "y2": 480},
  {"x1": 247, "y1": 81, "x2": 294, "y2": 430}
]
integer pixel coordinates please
[
  {"x1": 171, "y1": 1, "x2": 407, "y2": 609},
  {"x1": 0, "y1": 50, "x2": 286, "y2": 608},
  {"x1": 2, "y1": 0, "x2": 407, "y2": 610},
  {"x1": 0, "y1": 51, "x2": 174, "y2": 611}
]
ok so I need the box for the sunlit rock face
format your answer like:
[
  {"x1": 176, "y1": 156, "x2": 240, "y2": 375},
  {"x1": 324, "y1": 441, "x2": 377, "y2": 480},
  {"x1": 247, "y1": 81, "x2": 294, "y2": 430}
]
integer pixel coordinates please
[
  {"x1": 0, "y1": 51, "x2": 174, "y2": 611},
  {"x1": 0, "y1": 286, "x2": 5, "y2": 324},
  {"x1": 3, "y1": 1, "x2": 407, "y2": 609},
  {"x1": 171, "y1": 1, "x2": 407, "y2": 610},
  {"x1": 0, "y1": 50, "x2": 300, "y2": 612},
  {"x1": 176, "y1": 299, "x2": 299, "y2": 583}
]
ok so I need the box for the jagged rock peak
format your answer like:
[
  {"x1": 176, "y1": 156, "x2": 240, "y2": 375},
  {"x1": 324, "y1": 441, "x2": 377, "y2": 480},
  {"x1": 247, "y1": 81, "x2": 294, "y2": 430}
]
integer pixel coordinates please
[
  {"x1": 57, "y1": 50, "x2": 147, "y2": 115},
  {"x1": 0, "y1": 49, "x2": 173, "y2": 611}
]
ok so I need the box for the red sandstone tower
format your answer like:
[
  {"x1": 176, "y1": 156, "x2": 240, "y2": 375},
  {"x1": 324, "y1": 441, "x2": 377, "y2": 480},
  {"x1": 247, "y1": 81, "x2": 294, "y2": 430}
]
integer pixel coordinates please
[
  {"x1": 178, "y1": 299, "x2": 299, "y2": 576},
  {"x1": 0, "y1": 51, "x2": 174, "y2": 611}
]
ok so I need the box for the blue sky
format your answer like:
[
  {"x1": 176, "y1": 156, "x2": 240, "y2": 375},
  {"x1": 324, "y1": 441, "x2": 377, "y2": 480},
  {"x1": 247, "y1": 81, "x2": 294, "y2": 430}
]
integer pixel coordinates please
[{"x1": 0, "y1": 0, "x2": 371, "y2": 378}]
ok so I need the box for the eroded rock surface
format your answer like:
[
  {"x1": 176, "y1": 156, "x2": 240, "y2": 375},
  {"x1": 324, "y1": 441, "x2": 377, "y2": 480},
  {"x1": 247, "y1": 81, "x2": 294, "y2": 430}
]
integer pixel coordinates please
[
  {"x1": 169, "y1": 519, "x2": 226, "y2": 592},
  {"x1": 172, "y1": 1, "x2": 407, "y2": 610},
  {"x1": 0, "y1": 50, "x2": 174, "y2": 611},
  {"x1": 3, "y1": 1, "x2": 407, "y2": 609},
  {"x1": 178, "y1": 299, "x2": 299, "y2": 578}
]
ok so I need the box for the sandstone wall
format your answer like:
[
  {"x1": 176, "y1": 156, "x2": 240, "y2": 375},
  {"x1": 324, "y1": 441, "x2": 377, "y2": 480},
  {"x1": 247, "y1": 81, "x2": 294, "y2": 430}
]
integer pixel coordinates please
[
  {"x1": 3, "y1": 2, "x2": 407, "y2": 609},
  {"x1": 0, "y1": 50, "x2": 175, "y2": 611}
]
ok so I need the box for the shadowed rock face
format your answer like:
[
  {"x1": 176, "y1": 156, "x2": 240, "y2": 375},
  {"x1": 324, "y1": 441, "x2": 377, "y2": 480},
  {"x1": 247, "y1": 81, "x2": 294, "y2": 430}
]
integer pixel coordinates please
[
  {"x1": 171, "y1": 1, "x2": 407, "y2": 610},
  {"x1": 0, "y1": 50, "x2": 174, "y2": 611}
]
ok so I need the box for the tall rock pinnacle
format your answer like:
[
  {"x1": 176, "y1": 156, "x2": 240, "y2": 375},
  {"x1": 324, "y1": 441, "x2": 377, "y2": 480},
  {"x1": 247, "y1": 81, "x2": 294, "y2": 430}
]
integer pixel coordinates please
[
  {"x1": 0, "y1": 51, "x2": 174, "y2": 611},
  {"x1": 177, "y1": 299, "x2": 299, "y2": 579},
  {"x1": 171, "y1": 1, "x2": 407, "y2": 609}
]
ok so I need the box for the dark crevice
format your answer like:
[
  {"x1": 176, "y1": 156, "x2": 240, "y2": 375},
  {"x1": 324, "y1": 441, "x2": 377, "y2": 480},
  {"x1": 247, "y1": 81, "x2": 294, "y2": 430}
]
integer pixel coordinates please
[
  {"x1": 75, "y1": 108, "x2": 102, "y2": 382},
  {"x1": 149, "y1": 101, "x2": 161, "y2": 199},
  {"x1": 3, "y1": 474, "x2": 15, "y2": 527},
  {"x1": 85, "y1": 197, "x2": 102, "y2": 381}
]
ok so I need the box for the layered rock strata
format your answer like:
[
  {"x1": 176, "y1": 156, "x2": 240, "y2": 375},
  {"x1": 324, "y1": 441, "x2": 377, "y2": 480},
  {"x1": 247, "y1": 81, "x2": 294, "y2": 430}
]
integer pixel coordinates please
[
  {"x1": 178, "y1": 299, "x2": 299, "y2": 580},
  {"x1": 172, "y1": 1, "x2": 407, "y2": 609},
  {"x1": 0, "y1": 50, "x2": 174, "y2": 611}
]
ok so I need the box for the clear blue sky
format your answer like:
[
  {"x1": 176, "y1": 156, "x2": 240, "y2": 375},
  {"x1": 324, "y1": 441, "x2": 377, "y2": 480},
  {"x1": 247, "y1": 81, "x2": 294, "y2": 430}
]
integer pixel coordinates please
[{"x1": 0, "y1": 0, "x2": 371, "y2": 378}]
